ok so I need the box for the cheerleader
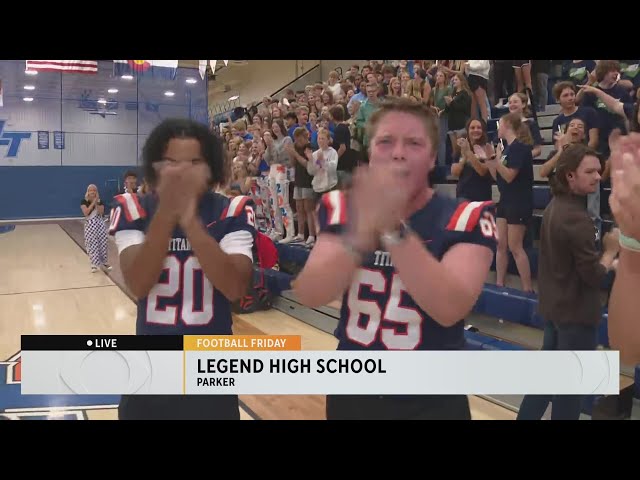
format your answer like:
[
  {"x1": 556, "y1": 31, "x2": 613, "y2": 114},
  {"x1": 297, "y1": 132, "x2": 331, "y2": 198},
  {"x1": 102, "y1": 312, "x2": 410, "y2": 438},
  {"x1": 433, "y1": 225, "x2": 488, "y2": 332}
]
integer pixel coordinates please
[{"x1": 80, "y1": 184, "x2": 111, "y2": 273}]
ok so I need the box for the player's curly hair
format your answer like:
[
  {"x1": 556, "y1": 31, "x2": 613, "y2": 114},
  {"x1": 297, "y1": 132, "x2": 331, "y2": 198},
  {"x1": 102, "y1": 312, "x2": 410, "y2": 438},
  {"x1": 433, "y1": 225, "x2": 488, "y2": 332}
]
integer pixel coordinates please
[{"x1": 142, "y1": 118, "x2": 227, "y2": 188}]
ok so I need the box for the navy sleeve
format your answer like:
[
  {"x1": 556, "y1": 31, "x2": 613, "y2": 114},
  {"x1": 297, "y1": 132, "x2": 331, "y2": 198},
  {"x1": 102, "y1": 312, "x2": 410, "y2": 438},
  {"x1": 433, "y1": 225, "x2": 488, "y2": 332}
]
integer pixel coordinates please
[
  {"x1": 217, "y1": 195, "x2": 258, "y2": 240},
  {"x1": 505, "y1": 142, "x2": 527, "y2": 170},
  {"x1": 108, "y1": 193, "x2": 148, "y2": 235},
  {"x1": 581, "y1": 92, "x2": 597, "y2": 109},
  {"x1": 618, "y1": 87, "x2": 632, "y2": 104},
  {"x1": 581, "y1": 106, "x2": 599, "y2": 130},
  {"x1": 444, "y1": 201, "x2": 498, "y2": 252},
  {"x1": 333, "y1": 124, "x2": 350, "y2": 150}
]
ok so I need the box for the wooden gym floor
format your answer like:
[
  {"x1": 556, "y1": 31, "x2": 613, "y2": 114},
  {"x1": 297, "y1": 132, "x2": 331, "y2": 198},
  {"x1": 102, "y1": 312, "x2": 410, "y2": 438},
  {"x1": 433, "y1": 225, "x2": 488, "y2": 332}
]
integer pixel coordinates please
[{"x1": 0, "y1": 221, "x2": 516, "y2": 420}]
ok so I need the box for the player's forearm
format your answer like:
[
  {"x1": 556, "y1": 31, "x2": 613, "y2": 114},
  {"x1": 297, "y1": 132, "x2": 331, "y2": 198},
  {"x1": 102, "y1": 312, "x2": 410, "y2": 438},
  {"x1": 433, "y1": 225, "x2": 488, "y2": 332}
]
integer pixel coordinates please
[
  {"x1": 293, "y1": 235, "x2": 360, "y2": 307},
  {"x1": 608, "y1": 248, "x2": 640, "y2": 364},
  {"x1": 182, "y1": 220, "x2": 251, "y2": 301},
  {"x1": 387, "y1": 233, "x2": 478, "y2": 327},
  {"x1": 122, "y1": 208, "x2": 175, "y2": 299}
]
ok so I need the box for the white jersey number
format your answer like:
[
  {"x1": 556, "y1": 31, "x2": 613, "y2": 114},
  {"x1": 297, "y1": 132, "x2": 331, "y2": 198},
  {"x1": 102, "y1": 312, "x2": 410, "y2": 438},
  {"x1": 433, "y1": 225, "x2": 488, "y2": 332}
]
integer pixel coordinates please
[
  {"x1": 479, "y1": 211, "x2": 498, "y2": 240},
  {"x1": 345, "y1": 269, "x2": 422, "y2": 349},
  {"x1": 146, "y1": 256, "x2": 214, "y2": 326}
]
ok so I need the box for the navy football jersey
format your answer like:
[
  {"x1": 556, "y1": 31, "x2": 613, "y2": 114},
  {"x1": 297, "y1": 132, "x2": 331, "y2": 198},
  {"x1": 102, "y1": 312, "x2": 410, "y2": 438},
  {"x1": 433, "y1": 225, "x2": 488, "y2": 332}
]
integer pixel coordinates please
[
  {"x1": 317, "y1": 190, "x2": 497, "y2": 351},
  {"x1": 108, "y1": 192, "x2": 257, "y2": 336}
]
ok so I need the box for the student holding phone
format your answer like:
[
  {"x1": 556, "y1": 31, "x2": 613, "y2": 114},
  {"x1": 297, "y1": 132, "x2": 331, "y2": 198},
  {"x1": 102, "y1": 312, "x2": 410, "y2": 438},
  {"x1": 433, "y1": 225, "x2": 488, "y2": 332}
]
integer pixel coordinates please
[{"x1": 486, "y1": 113, "x2": 534, "y2": 293}]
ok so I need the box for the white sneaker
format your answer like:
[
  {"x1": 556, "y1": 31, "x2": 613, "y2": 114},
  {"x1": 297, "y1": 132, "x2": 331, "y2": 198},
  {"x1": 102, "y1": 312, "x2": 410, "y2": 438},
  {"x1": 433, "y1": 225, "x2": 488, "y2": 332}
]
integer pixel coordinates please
[
  {"x1": 103, "y1": 264, "x2": 113, "y2": 271},
  {"x1": 91, "y1": 266, "x2": 98, "y2": 273},
  {"x1": 278, "y1": 236, "x2": 297, "y2": 244},
  {"x1": 305, "y1": 236, "x2": 315, "y2": 247}
]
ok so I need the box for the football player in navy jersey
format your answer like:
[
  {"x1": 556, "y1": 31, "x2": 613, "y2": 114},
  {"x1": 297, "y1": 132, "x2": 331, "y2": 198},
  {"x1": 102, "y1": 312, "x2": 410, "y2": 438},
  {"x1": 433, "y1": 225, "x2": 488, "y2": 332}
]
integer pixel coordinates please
[
  {"x1": 292, "y1": 98, "x2": 498, "y2": 420},
  {"x1": 109, "y1": 118, "x2": 256, "y2": 420}
]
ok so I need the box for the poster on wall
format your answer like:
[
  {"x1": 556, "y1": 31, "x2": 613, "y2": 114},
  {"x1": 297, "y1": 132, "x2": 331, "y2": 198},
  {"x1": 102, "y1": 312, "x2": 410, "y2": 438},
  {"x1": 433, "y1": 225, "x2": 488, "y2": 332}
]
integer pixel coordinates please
[
  {"x1": 53, "y1": 131, "x2": 65, "y2": 150},
  {"x1": 38, "y1": 131, "x2": 49, "y2": 149}
]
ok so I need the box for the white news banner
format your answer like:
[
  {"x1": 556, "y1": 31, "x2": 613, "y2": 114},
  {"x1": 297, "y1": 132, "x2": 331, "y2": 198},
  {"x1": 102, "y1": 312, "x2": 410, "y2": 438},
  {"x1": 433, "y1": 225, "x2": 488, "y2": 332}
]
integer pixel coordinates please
[
  {"x1": 21, "y1": 350, "x2": 620, "y2": 396},
  {"x1": 21, "y1": 350, "x2": 182, "y2": 395}
]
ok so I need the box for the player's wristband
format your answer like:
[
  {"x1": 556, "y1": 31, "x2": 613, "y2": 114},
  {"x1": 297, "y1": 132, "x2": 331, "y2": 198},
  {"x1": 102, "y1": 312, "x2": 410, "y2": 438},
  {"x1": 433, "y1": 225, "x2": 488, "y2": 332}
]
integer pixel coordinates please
[{"x1": 619, "y1": 232, "x2": 640, "y2": 252}]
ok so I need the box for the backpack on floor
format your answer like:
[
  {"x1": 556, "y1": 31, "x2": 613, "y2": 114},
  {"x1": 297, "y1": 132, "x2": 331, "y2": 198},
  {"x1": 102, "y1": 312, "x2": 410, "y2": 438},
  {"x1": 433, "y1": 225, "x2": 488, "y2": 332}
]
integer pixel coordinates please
[{"x1": 233, "y1": 232, "x2": 279, "y2": 314}]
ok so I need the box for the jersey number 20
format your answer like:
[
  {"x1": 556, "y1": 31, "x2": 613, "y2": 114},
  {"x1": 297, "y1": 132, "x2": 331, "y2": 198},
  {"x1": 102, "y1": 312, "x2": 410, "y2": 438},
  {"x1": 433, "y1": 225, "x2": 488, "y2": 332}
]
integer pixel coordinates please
[
  {"x1": 147, "y1": 256, "x2": 214, "y2": 326},
  {"x1": 346, "y1": 269, "x2": 422, "y2": 350}
]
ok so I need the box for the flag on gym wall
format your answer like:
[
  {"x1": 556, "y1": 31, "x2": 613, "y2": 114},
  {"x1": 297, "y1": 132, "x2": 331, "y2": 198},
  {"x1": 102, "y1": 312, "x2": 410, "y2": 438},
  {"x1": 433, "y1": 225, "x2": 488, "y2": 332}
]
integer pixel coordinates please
[
  {"x1": 113, "y1": 60, "x2": 178, "y2": 80},
  {"x1": 199, "y1": 60, "x2": 208, "y2": 80},
  {"x1": 0, "y1": 79, "x2": 3, "y2": 107},
  {"x1": 25, "y1": 60, "x2": 98, "y2": 74}
]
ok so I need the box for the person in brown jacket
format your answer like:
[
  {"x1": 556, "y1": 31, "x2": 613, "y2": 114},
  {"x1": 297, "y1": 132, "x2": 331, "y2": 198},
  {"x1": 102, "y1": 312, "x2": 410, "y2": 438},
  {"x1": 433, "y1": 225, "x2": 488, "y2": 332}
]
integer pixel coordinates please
[{"x1": 517, "y1": 143, "x2": 620, "y2": 421}]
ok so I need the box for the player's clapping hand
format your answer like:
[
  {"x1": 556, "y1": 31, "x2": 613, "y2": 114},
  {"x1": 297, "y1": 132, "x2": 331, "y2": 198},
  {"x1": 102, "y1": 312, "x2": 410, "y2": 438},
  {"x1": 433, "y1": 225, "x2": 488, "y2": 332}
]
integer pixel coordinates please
[
  {"x1": 155, "y1": 162, "x2": 197, "y2": 220},
  {"x1": 373, "y1": 163, "x2": 412, "y2": 233},
  {"x1": 457, "y1": 137, "x2": 469, "y2": 152},
  {"x1": 346, "y1": 165, "x2": 381, "y2": 251},
  {"x1": 179, "y1": 161, "x2": 212, "y2": 229},
  {"x1": 349, "y1": 163, "x2": 411, "y2": 243},
  {"x1": 609, "y1": 133, "x2": 640, "y2": 240},
  {"x1": 486, "y1": 142, "x2": 503, "y2": 169}
]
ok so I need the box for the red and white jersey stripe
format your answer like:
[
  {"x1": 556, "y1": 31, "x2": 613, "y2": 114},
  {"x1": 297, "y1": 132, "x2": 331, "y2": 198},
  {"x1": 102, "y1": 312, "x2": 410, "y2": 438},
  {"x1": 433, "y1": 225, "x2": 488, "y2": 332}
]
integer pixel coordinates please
[
  {"x1": 223, "y1": 195, "x2": 251, "y2": 219},
  {"x1": 114, "y1": 193, "x2": 147, "y2": 223},
  {"x1": 446, "y1": 201, "x2": 493, "y2": 232},
  {"x1": 322, "y1": 190, "x2": 347, "y2": 227}
]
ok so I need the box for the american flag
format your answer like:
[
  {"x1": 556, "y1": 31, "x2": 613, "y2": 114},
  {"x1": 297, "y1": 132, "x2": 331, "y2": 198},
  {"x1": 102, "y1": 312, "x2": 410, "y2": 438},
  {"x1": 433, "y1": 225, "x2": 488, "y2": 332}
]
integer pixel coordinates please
[{"x1": 25, "y1": 60, "x2": 98, "y2": 74}]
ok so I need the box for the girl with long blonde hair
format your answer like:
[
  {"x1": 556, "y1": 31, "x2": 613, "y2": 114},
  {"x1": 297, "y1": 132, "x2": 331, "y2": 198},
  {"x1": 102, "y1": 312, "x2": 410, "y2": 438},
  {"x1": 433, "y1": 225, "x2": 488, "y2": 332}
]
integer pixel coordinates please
[{"x1": 81, "y1": 184, "x2": 111, "y2": 273}]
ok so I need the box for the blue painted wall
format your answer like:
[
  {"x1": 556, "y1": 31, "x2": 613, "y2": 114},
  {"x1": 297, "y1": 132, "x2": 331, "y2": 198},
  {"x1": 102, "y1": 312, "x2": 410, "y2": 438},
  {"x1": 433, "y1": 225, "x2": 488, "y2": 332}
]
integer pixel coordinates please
[
  {"x1": 0, "y1": 166, "x2": 138, "y2": 219},
  {"x1": 0, "y1": 60, "x2": 208, "y2": 219}
]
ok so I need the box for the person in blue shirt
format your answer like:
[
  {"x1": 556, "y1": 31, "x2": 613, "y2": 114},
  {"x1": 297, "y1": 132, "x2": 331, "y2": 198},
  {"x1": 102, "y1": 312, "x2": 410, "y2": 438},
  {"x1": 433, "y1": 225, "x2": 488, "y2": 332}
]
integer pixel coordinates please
[{"x1": 486, "y1": 112, "x2": 534, "y2": 293}]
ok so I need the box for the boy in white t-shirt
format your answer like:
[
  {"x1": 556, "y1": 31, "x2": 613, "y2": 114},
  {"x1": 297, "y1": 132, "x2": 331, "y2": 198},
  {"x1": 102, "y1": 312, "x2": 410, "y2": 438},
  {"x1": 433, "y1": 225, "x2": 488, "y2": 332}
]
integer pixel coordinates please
[{"x1": 307, "y1": 128, "x2": 338, "y2": 200}]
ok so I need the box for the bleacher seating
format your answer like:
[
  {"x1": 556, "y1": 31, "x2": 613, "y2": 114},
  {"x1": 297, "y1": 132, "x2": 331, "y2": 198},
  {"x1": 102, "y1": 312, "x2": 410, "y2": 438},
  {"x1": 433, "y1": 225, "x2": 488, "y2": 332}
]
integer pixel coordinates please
[
  {"x1": 250, "y1": 62, "x2": 638, "y2": 416},
  {"x1": 273, "y1": 240, "x2": 613, "y2": 346}
]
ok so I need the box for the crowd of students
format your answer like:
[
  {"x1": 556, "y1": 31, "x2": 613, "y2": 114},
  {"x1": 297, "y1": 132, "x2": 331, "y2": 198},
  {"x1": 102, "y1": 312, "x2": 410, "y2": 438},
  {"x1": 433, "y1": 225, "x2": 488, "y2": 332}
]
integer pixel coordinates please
[{"x1": 210, "y1": 59, "x2": 640, "y2": 291}]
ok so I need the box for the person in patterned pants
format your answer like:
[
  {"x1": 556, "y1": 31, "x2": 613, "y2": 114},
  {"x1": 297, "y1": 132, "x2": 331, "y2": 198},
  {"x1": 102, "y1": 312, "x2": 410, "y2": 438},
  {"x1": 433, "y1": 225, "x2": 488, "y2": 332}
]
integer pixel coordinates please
[{"x1": 80, "y1": 184, "x2": 111, "y2": 273}]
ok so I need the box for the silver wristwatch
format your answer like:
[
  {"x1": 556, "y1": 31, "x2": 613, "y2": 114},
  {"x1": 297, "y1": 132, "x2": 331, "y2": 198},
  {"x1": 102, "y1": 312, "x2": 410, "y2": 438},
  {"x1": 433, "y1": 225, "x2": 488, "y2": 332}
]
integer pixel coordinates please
[{"x1": 380, "y1": 221, "x2": 412, "y2": 247}]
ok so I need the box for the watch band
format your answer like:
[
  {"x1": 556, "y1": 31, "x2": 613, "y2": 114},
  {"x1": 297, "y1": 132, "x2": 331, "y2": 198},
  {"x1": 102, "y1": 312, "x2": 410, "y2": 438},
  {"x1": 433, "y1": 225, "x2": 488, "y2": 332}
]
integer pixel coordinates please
[{"x1": 380, "y1": 221, "x2": 412, "y2": 248}]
